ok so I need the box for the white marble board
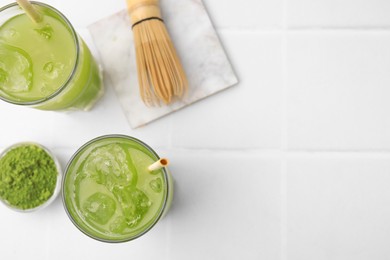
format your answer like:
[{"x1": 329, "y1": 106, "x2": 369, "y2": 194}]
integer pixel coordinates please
[{"x1": 88, "y1": 0, "x2": 238, "y2": 128}]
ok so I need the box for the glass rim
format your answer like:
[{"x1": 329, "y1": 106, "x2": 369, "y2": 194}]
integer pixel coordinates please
[
  {"x1": 62, "y1": 134, "x2": 171, "y2": 243},
  {"x1": 0, "y1": 1, "x2": 80, "y2": 106},
  {"x1": 0, "y1": 142, "x2": 62, "y2": 212}
]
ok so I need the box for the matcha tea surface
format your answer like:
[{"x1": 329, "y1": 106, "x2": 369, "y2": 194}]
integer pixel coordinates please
[{"x1": 0, "y1": 8, "x2": 76, "y2": 102}]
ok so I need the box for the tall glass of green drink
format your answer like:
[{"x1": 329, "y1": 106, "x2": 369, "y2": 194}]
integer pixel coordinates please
[
  {"x1": 0, "y1": 2, "x2": 103, "y2": 110},
  {"x1": 62, "y1": 135, "x2": 173, "y2": 242}
]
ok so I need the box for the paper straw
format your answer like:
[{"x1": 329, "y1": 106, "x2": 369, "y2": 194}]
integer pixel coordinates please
[
  {"x1": 16, "y1": 0, "x2": 42, "y2": 23},
  {"x1": 148, "y1": 158, "x2": 169, "y2": 172}
]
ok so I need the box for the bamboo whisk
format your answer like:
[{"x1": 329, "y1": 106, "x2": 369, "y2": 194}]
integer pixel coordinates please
[{"x1": 126, "y1": 0, "x2": 188, "y2": 106}]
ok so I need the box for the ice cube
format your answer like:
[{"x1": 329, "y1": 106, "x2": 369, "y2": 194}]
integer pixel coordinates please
[
  {"x1": 43, "y1": 61, "x2": 54, "y2": 73},
  {"x1": 132, "y1": 189, "x2": 152, "y2": 209},
  {"x1": 83, "y1": 144, "x2": 135, "y2": 188},
  {"x1": 0, "y1": 29, "x2": 18, "y2": 40},
  {"x1": 0, "y1": 44, "x2": 32, "y2": 93},
  {"x1": 112, "y1": 186, "x2": 151, "y2": 228},
  {"x1": 0, "y1": 68, "x2": 7, "y2": 84},
  {"x1": 109, "y1": 216, "x2": 127, "y2": 233},
  {"x1": 34, "y1": 24, "x2": 53, "y2": 40},
  {"x1": 82, "y1": 192, "x2": 116, "y2": 225},
  {"x1": 127, "y1": 148, "x2": 155, "y2": 175},
  {"x1": 39, "y1": 83, "x2": 49, "y2": 95},
  {"x1": 149, "y1": 178, "x2": 162, "y2": 193},
  {"x1": 43, "y1": 61, "x2": 64, "y2": 80}
]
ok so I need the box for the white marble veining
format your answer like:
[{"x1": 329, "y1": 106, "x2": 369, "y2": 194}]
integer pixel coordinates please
[{"x1": 88, "y1": 0, "x2": 238, "y2": 128}]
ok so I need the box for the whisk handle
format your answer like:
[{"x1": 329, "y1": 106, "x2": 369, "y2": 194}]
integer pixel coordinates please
[
  {"x1": 126, "y1": 0, "x2": 162, "y2": 25},
  {"x1": 127, "y1": 0, "x2": 159, "y2": 11}
]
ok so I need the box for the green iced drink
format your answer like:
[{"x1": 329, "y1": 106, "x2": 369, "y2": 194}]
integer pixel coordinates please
[
  {"x1": 0, "y1": 2, "x2": 103, "y2": 110},
  {"x1": 63, "y1": 135, "x2": 173, "y2": 242}
]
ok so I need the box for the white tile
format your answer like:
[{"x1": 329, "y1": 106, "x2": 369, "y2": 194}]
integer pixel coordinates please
[
  {"x1": 287, "y1": 0, "x2": 390, "y2": 27},
  {"x1": 37, "y1": 0, "x2": 125, "y2": 28},
  {"x1": 286, "y1": 32, "x2": 390, "y2": 150},
  {"x1": 287, "y1": 157, "x2": 390, "y2": 260},
  {"x1": 203, "y1": 0, "x2": 282, "y2": 29},
  {"x1": 172, "y1": 32, "x2": 282, "y2": 149},
  {"x1": 0, "y1": 203, "x2": 51, "y2": 258},
  {"x1": 165, "y1": 151, "x2": 281, "y2": 260}
]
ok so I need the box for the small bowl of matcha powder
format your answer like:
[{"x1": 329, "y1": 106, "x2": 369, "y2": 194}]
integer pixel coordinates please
[{"x1": 0, "y1": 143, "x2": 61, "y2": 212}]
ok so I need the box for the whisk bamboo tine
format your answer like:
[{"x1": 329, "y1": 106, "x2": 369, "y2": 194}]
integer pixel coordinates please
[{"x1": 126, "y1": 0, "x2": 187, "y2": 106}]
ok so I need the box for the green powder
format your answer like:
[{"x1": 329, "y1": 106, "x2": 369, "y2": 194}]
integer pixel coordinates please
[{"x1": 0, "y1": 144, "x2": 58, "y2": 210}]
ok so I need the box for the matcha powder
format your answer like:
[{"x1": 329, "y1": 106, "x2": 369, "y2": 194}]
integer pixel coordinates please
[{"x1": 0, "y1": 144, "x2": 58, "y2": 210}]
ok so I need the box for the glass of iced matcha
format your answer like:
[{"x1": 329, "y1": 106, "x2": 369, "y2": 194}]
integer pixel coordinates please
[
  {"x1": 62, "y1": 135, "x2": 173, "y2": 242},
  {"x1": 0, "y1": 2, "x2": 103, "y2": 110}
]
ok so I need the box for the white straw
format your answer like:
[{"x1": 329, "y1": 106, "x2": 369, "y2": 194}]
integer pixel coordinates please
[
  {"x1": 148, "y1": 158, "x2": 169, "y2": 172},
  {"x1": 16, "y1": 0, "x2": 42, "y2": 23}
]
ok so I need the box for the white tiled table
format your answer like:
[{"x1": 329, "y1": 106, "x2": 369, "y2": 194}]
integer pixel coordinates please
[{"x1": 1, "y1": 0, "x2": 390, "y2": 259}]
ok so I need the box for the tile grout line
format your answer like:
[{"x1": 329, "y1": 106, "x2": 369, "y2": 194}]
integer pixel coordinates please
[
  {"x1": 286, "y1": 26, "x2": 390, "y2": 31},
  {"x1": 281, "y1": 0, "x2": 288, "y2": 259},
  {"x1": 217, "y1": 27, "x2": 390, "y2": 33}
]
